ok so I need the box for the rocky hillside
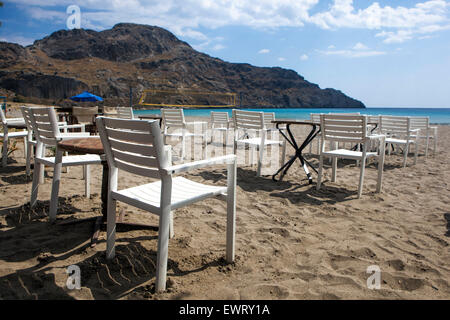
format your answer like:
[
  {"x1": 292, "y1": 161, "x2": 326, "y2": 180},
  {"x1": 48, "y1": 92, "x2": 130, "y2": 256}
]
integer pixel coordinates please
[{"x1": 0, "y1": 23, "x2": 365, "y2": 108}]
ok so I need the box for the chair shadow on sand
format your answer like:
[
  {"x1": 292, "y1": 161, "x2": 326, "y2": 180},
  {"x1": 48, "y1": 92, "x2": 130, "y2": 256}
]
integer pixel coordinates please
[
  {"x1": 193, "y1": 166, "x2": 357, "y2": 204},
  {"x1": 0, "y1": 197, "x2": 230, "y2": 299}
]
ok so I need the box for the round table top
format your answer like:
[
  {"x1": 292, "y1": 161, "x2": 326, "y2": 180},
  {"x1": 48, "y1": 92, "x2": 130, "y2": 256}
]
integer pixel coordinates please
[{"x1": 58, "y1": 137, "x2": 104, "y2": 154}]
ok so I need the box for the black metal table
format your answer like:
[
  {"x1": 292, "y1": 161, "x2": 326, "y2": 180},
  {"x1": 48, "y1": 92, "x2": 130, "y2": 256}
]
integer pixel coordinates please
[{"x1": 272, "y1": 120, "x2": 320, "y2": 184}]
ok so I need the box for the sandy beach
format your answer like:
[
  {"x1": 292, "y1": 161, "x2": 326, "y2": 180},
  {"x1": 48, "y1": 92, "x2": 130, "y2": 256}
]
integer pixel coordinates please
[{"x1": 0, "y1": 105, "x2": 449, "y2": 300}]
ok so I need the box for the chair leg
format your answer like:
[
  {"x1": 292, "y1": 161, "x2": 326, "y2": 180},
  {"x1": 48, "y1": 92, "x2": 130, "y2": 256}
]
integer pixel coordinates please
[
  {"x1": 39, "y1": 146, "x2": 45, "y2": 184},
  {"x1": 155, "y1": 178, "x2": 172, "y2": 292},
  {"x1": 357, "y1": 157, "x2": 366, "y2": 198},
  {"x1": 316, "y1": 154, "x2": 324, "y2": 190},
  {"x1": 25, "y1": 142, "x2": 33, "y2": 176},
  {"x1": 281, "y1": 141, "x2": 286, "y2": 167},
  {"x1": 84, "y1": 165, "x2": 90, "y2": 198},
  {"x1": 203, "y1": 134, "x2": 207, "y2": 160},
  {"x1": 331, "y1": 156, "x2": 337, "y2": 182},
  {"x1": 30, "y1": 160, "x2": 41, "y2": 208},
  {"x1": 23, "y1": 136, "x2": 27, "y2": 159},
  {"x1": 257, "y1": 144, "x2": 264, "y2": 177},
  {"x1": 433, "y1": 132, "x2": 437, "y2": 156},
  {"x1": 106, "y1": 196, "x2": 117, "y2": 260},
  {"x1": 376, "y1": 144, "x2": 385, "y2": 193},
  {"x1": 2, "y1": 133, "x2": 7, "y2": 167},
  {"x1": 403, "y1": 144, "x2": 409, "y2": 168},
  {"x1": 181, "y1": 135, "x2": 186, "y2": 161},
  {"x1": 226, "y1": 161, "x2": 237, "y2": 263},
  {"x1": 414, "y1": 142, "x2": 418, "y2": 165},
  {"x1": 49, "y1": 150, "x2": 63, "y2": 222},
  {"x1": 169, "y1": 211, "x2": 174, "y2": 239}
]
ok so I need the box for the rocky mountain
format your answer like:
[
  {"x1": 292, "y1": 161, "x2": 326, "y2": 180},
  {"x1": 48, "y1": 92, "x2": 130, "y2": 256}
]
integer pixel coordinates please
[{"x1": 0, "y1": 23, "x2": 365, "y2": 108}]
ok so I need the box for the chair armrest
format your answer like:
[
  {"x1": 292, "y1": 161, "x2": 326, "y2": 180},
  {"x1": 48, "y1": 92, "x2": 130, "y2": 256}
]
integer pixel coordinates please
[
  {"x1": 6, "y1": 117, "x2": 24, "y2": 122},
  {"x1": 162, "y1": 154, "x2": 236, "y2": 175},
  {"x1": 58, "y1": 132, "x2": 92, "y2": 139}
]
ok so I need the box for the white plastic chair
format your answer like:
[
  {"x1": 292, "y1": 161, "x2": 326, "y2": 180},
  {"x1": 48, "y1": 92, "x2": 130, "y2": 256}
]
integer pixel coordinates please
[
  {"x1": 29, "y1": 107, "x2": 102, "y2": 221},
  {"x1": 316, "y1": 114, "x2": 385, "y2": 198},
  {"x1": 309, "y1": 113, "x2": 322, "y2": 154},
  {"x1": 161, "y1": 108, "x2": 207, "y2": 160},
  {"x1": 116, "y1": 107, "x2": 134, "y2": 119},
  {"x1": 20, "y1": 106, "x2": 88, "y2": 176},
  {"x1": 232, "y1": 109, "x2": 286, "y2": 177},
  {"x1": 410, "y1": 116, "x2": 437, "y2": 158},
  {"x1": 72, "y1": 106, "x2": 98, "y2": 125},
  {"x1": 0, "y1": 107, "x2": 28, "y2": 167},
  {"x1": 210, "y1": 111, "x2": 231, "y2": 146},
  {"x1": 379, "y1": 116, "x2": 419, "y2": 167},
  {"x1": 96, "y1": 116, "x2": 237, "y2": 292}
]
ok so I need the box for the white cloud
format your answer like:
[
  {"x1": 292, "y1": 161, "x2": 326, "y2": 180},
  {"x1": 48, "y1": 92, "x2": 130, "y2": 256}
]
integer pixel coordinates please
[
  {"x1": 318, "y1": 46, "x2": 386, "y2": 58},
  {"x1": 300, "y1": 54, "x2": 308, "y2": 60},
  {"x1": 258, "y1": 48, "x2": 270, "y2": 54},
  {"x1": 353, "y1": 42, "x2": 368, "y2": 50},
  {"x1": 8, "y1": 0, "x2": 450, "y2": 45},
  {"x1": 278, "y1": 57, "x2": 286, "y2": 61},
  {"x1": 328, "y1": 44, "x2": 336, "y2": 49},
  {"x1": 212, "y1": 44, "x2": 225, "y2": 51}
]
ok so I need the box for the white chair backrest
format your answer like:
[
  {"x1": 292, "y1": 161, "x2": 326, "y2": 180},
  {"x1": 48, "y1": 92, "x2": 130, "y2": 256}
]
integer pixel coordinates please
[
  {"x1": 73, "y1": 106, "x2": 98, "y2": 124},
  {"x1": 29, "y1": 107, "x2": 60, "y2": 147},
  {"x1": 0, "y1": 106, "x2": 8, "y2": 125},
  {"x1": 328, "y1": 112, "x2": 360, "y2": 115},
  {"x1": 96, "y1": 117, "x2": 167, "y2": 179},
  {"x1": 410, "y1": 116, "x2": 430, "y2": 130},
  {"x1": 161, "y1": 108, "x2": 185, "y2": 128},
  {"x1": 211, "y1": 111, "x2": 229, "y2": 125},
  {"x1": 232, "y1": 109, "x2": 265, "y2": 130},
  {"x1": 116, "y1": 107, "x2": 134, "y2": 119},
  {"x1": 320, "y1": 114, "x2": 368, "y2": 144},
  {"x1": 20, "y1": 106, "x2": 33, "y2": 132},
  {"x1": 367, "y1": 115, "x2": 380, "y2": 124},
  {"x1": 310, "y1": 113, "x2": 321, "y2": 124},
  {"x1": 379, "y1": 115, "x2": 411, "y2": 137},
  {"x1": 263, "y1": 112, "x2": 275, "y2": 125}
]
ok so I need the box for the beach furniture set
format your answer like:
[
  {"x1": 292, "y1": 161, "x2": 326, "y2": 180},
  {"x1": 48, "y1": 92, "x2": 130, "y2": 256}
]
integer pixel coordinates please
[{"x1": 0, "y1": 105, "x2": 439, "y2": 292}]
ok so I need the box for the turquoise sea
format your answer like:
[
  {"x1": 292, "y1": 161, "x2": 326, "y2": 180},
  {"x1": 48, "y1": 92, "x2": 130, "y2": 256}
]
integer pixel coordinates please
[{"x1": 134, "y1": 107, "x2": 450, "y2": 124}]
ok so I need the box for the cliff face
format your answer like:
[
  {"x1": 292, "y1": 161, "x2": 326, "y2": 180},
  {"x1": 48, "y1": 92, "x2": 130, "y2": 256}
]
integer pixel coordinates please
[{"x1": 0, "y1": 23, "x2": 365, "y2": 108}]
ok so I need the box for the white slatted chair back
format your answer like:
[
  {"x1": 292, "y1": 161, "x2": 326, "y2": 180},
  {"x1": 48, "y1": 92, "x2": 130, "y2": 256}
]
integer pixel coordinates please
[
  {"x1": 310, "y1": 113, "x2": 321, "y2": 124},
  {"x1": 20, "y1": 106, "x2": 34, "y2": 132},
  {"x1": 410, "y1": 116, "x2": 430, "y2": 131},
  {"x1": 211, "y1": 111, "x2": 229, "y2": 127},
  {"x1": 232, "y1": 109, "x2": 265, "y2": 130},
  {"x1": 116, "y1": 107, "x2": 134, "y2": 119},
  {"x1": 161, "y1": 108, "x2": 186, "y2": 129},
  {"x1": 0, "y1": 106, "x2": 7, "y2": 126},
  {"x1": 29, "y1": 107, "x2": 61, "y2": 147},
  {"x1": 367, "y1": 115, "x2": 380, "y2": 124},
  {"x1": 73, "y1": 106, "x2": 98, "y2": 124},
  {"x1": 328, "y1": 112, "x2": 360, "y2": 115},
  {"x1": 96, "y1": 117, "x2": 168, "y2": 179},
  {"x1": 263, "y1": 112, "x2": 275, "y2": 126},
  {"x1": 320, "y1": 114, "x2": 368, "y2": 145},
  {"x1": 379, "y1": 115, "x2": 412, "y2": 138}
]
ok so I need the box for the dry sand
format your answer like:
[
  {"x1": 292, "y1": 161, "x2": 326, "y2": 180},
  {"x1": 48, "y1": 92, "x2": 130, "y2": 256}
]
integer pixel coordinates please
[{"x1": 0, "y1": 106, "x2": 449, "y2": 300}]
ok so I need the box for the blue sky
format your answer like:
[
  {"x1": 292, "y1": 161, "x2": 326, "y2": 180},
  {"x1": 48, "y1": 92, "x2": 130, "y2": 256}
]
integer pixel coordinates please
[{"x1": 1, "y1": 0, "x2": 450, "y2": 108}]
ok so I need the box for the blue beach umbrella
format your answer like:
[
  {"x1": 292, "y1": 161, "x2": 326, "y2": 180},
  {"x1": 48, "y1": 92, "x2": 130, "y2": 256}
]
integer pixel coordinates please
[{"x1": 70, "y1": 91, "x2": 103, "y2": 102}]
